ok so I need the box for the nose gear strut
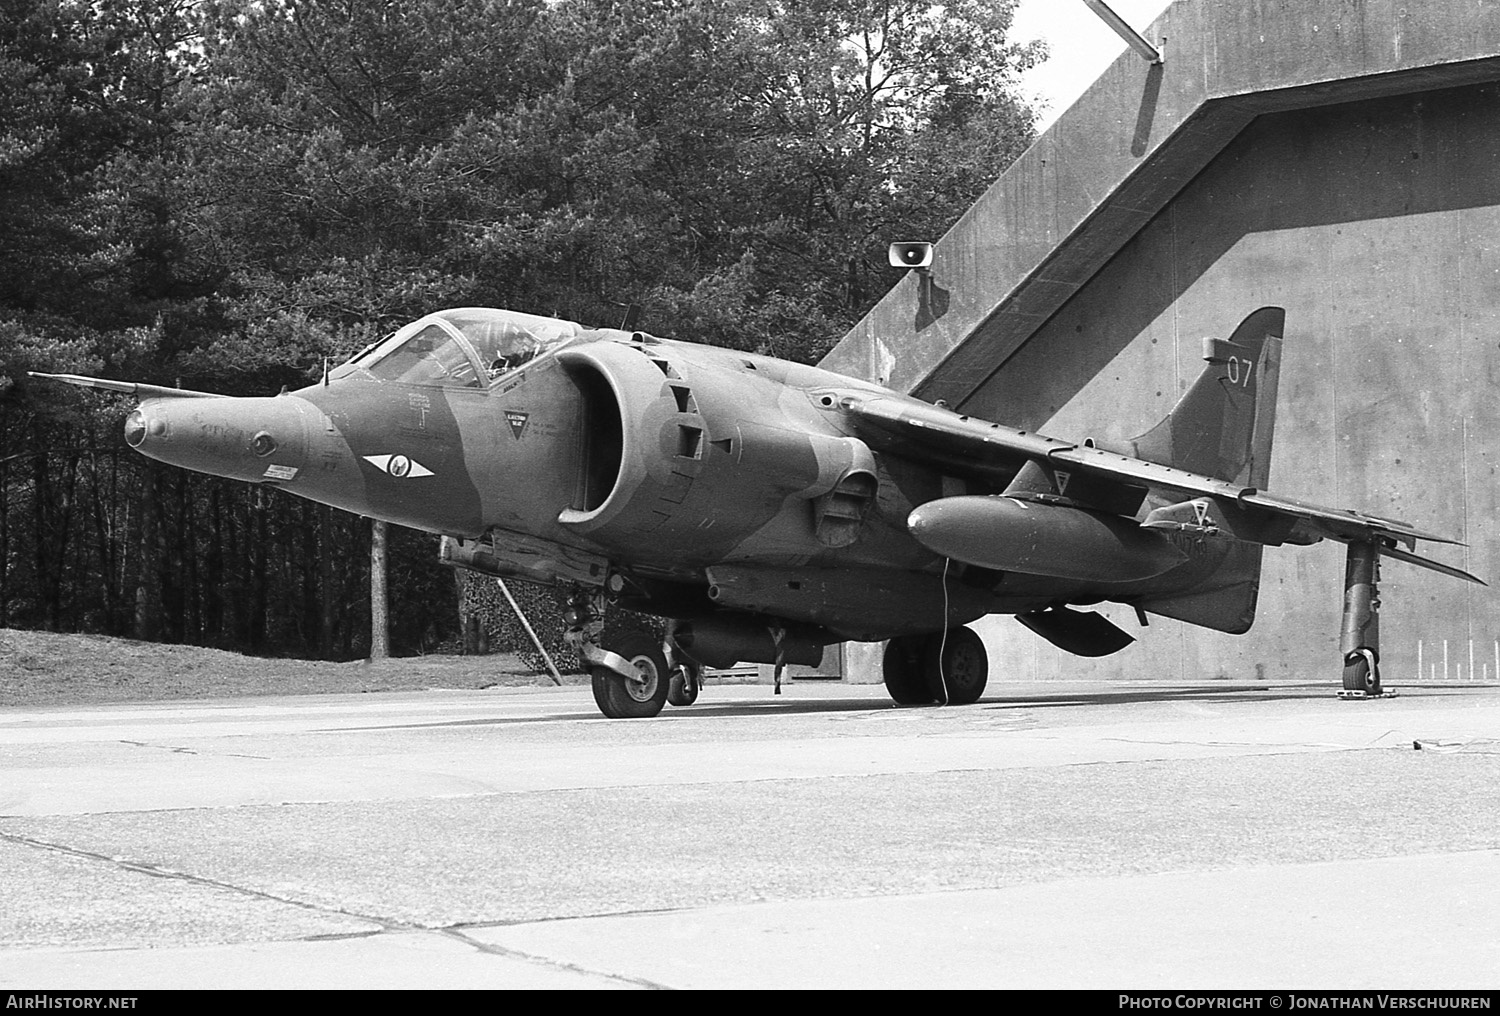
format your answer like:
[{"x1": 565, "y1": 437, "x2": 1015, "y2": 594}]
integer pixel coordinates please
[
  {"x1": 564, "y1": 587, "x2": 673, "y2": 718},
  {"x1": 562, "y1": 589, "x2": 637, "y2": 680}
]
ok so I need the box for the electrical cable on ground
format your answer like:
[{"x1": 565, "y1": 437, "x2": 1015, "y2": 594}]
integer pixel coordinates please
[{"x1": 936, "y1": 557, "x2": 951, "y2": 705}]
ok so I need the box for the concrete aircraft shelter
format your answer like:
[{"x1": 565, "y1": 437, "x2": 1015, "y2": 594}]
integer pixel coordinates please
[{"x1": 821, "y1": 0, "x2": 1500, "y2": 685}]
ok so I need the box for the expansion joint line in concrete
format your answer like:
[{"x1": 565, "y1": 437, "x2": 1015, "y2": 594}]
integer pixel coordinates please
[
  {"x1": 0, "y1": 827, "x2": 399, "y2": 931},
  {"x1": 117, "y1": 738, "x2": 271, "y2": 760},
  {"x1": 437, "y1": 928, "x2": 673, "y2": 991},
  {"x1": 0, "y1": 827, "x2": 665, "y2": 989}
]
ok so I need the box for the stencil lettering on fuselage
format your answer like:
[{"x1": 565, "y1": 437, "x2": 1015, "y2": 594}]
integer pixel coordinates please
[{"x1": 408, "y1": 392, "x2": 431, "y2": 430}]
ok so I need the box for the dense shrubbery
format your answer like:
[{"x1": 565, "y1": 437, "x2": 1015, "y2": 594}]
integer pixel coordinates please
[{"x1": 0, "y1": 0, "x2": 1040, "y2": 658}]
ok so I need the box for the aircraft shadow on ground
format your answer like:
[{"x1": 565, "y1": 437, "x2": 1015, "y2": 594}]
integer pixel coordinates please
[
  {"x1": 336, "y1": 682, "x2": 1356, "y2": 731},
  {"x1": 670, "y1": 683, "x2": 1314, "y2": 718}
]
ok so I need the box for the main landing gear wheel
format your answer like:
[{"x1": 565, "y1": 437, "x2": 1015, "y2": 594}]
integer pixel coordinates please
[
  {"x1": 883, "y1": 634, "x2": 934, "y2": 704},
  {"x1": 884, "y1": 629, "x2": 991, "y2": 706},
  {"x1": 590, "y1": 630, "x2": 670, "y2": 719},
  {"x1": 667, "y1": 660, "x2": 701, "y2": 706},
  {"x1": 924, "y1": 626, "x2": 988, "y2": 705}
]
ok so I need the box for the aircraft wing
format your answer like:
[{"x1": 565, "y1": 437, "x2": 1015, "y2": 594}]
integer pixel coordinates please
[
  {"x1": 28, "y1": 372, "x2": 225, "y2": 400},
  {"x1": 840, "y1": 393, "x2": 1483, "y2": 584}
]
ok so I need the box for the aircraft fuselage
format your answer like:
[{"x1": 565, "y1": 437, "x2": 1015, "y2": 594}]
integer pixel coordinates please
[{"x1": 127, "y1": 325, "x2": 1062, "y2": 642}]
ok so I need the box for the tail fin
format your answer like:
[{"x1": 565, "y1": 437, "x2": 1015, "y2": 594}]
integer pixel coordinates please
[
  {"x1": 1126, "y1": 308, "x2": 1284, "y2": 634},
  {"x1": 1119, "y1": 307, "x2": 1284, "y2": 487}
]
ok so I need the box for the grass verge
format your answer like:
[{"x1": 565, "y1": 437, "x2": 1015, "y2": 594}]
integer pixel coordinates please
[{"x1": 0, "y1": 628, "x2": 572, "y2": 707}]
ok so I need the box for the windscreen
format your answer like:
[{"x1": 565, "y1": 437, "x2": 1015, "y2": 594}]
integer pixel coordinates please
[{"x1": 363, "y1": 324, "x2": 481, "y2": 388}]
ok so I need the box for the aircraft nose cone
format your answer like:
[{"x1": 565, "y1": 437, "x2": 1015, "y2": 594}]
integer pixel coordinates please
[{"x1": 126, "y1": 395, "x2": 315, "y2": 484}]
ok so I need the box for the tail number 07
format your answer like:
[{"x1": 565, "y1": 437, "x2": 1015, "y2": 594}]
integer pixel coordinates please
[{"x1": 1226, "y1": 356, "x2": 1255, "y2": 387}]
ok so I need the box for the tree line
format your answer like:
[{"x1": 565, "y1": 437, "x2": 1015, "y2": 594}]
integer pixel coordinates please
[{"x1": 0, "y1": 0, "x2": 1041, "y2": 659}]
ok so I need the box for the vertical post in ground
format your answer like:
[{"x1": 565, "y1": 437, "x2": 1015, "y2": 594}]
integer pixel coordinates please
[{"x1": 370, "y1": 518, "x2": 388, "y2": 660}]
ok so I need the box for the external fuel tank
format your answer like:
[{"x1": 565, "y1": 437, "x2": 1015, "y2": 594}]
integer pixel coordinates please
[{"x1": 907, "y1": 496, "x2": 1187, "y2": 582}]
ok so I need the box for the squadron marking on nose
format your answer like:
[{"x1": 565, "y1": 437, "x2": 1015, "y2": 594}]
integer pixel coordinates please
[{"x1": 363, "y1": 454, "x2": 434, "y2": 478}]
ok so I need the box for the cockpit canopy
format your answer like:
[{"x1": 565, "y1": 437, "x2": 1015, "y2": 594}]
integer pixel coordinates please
[{"x1": 336, "y1": 308, "x2": 583, "y2": 388}]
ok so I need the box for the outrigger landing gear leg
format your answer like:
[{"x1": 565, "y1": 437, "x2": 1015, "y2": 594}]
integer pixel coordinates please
[{"x1": 1339, "y1": 539, "x2": 1393, "y2": 699}]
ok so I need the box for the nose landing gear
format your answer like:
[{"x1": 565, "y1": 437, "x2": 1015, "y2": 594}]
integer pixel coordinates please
[
  {"x1": 563, "y1": 590, "x2": 670, "y2": 718},
  {"x1": 588, "y1": 629, "x2": 670, "y2": 718}
]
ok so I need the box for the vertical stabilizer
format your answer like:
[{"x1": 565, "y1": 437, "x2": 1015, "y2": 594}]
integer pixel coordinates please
[
  {"x1": 1121, "y1": 307, "x2": 1284, "y2": 487},
  {"x1": 1127, "y1": 308, "x2": 1285, "y2": 634}
]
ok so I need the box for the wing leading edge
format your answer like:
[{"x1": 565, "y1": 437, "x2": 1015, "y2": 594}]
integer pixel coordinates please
[{"x1": 837, "y1": 392, "x2": 1482, "y2": 586}]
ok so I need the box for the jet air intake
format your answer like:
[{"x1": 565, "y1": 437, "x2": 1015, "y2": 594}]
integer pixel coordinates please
[{"x1": 907, "y1": 496, "x2": 1187, "y2": 582}]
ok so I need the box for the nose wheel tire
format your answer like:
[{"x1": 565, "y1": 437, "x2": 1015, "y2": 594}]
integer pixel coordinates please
[{"x1": 590, "y1": 631, "x2": 669, "y2": 718}]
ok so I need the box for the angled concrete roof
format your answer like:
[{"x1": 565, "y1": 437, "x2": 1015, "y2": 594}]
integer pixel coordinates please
[{"x1": 819, "y1": 0, "x2": 1500, "y2": 408}]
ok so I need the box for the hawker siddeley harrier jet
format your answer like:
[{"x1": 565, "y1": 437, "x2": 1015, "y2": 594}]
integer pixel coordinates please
[{"x1": 35, "y1": 304, "x2": 1481, "y2": 717}]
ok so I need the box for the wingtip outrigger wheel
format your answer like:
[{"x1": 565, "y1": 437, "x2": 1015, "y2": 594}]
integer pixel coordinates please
[
  {"x1": 1338, "y1": 539, "x2": 1396, "y2": 700},
  {"x1": 1341, "y1": 646, "x2": 1383, "y2": 698}
]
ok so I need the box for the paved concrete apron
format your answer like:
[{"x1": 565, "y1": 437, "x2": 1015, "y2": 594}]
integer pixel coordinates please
[{"x1": 2, "y1": 682, "x2": 1497, "y2": 988}]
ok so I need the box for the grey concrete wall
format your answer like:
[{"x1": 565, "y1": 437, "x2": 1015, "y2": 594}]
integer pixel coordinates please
[
  {"x1": 970, "y1": 82, "x2": 1500, "y2": 683},
  {"x1": 822, "y1": 0, "x2": 1500, "y2": 410}
]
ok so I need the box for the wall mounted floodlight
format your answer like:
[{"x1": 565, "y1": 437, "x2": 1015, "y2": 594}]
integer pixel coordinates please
[
  {"x1": 889, "y1": 242, "x2": 934, "y2": 270},
  {"x1": 1082, "y1": 0, "x2": 1163, "y2": 65}
]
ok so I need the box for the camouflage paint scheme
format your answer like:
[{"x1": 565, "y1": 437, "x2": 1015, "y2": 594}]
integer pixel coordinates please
[{"x1": 39, "y1": 305, "x2": 1481, "y2": 717}]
